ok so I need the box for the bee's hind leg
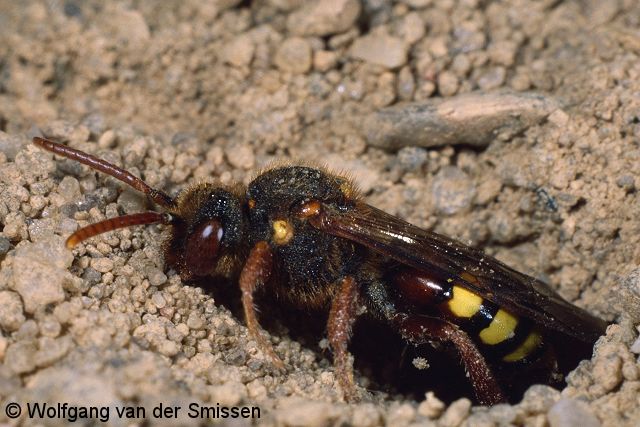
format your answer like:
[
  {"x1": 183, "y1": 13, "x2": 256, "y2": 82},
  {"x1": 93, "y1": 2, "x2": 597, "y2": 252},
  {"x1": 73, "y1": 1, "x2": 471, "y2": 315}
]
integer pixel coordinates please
[{"x1": 397, "y1": 314, "x2": 506, "y2": 406}]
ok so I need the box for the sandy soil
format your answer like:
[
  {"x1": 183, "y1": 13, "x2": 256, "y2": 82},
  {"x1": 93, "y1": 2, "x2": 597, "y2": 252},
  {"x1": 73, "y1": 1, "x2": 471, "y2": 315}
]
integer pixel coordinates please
[{"x1": 1, "y1": 0, "x2": 640, "y2": 426}]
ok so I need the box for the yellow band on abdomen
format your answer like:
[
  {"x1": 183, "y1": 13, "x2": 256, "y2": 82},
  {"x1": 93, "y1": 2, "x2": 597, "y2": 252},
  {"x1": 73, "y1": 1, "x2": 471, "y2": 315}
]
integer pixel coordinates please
[
  {"x1": 502, "y1": 330, "x2": 542, "y2": 362},
  {"x1": 447, "y1": 286, "x2": 483, "y2": 318},
  {"x1": 479, "y1": 309, "x2": 518, "y2": 345}
]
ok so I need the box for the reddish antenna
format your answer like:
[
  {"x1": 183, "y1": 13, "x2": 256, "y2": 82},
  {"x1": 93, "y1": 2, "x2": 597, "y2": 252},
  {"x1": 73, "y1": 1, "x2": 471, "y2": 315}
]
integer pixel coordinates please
[
  {"x1": 33, "y1": 137, "x2": 175, "y2": 248},
  {"x1": 65, "y1": 211, "x2": 172, "y2": 249},
  {"x1": 33, "y1": 137, "x2": 174, "y2": 208}
]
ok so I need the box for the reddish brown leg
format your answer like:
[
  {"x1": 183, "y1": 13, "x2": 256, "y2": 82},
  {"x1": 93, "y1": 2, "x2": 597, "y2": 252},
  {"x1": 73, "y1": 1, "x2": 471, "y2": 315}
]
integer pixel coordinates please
[
  {"x1": 328, "y1": 276, "x2": 360, "y2": 401},
  {"x1": 397, "y1": 315, "x2": 506, "y2": 406},
  {"x1": 239, "y1": 241, "x2": 285, "y2": 371}
]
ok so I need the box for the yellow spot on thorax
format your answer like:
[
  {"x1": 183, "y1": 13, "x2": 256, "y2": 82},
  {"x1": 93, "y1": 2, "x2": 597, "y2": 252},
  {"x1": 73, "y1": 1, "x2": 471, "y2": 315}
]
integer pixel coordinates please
[
  {"x1": 502, "y1": 330, "x2": 542, "y2": 362},
  {"x1": 447, "y1": 286, "x2": 483, "y2": 318},
  {"x1": 479, "y1": 309, "x2": 518, "y2": 345},
  {"x1": 272, "y1": 219, "x2": 294, "y2": 245}
]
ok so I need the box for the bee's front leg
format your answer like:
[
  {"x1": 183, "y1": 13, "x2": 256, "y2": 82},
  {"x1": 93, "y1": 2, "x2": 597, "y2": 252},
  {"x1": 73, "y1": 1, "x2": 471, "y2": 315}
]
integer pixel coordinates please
[
  {"x1": 239, "y1": 241, "x2": 285, "y2": 371},
  {"x1": 327, "y1": 276, "x2": 361, "y2": 402}
]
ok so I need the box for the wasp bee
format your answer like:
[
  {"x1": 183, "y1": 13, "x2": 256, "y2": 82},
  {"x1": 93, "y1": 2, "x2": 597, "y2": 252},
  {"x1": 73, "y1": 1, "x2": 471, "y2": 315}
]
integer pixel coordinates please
[{"x1": 34, "y1": 137, "x2": 606, "y2": 405}]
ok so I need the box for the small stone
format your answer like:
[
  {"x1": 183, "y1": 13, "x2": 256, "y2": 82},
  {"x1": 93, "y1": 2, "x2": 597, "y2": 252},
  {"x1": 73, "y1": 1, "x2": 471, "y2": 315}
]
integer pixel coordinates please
[
  {"x1": 351, "y1": 403, "x2": 383, "y2": 427},
  {"x1": 287, "y1": 0, "x2": 361, "y2": 37},
  {"x1": 438, "y1": 71, "x2": 459, "y2": 96},
  {"x1": 439, "y1": 398, "x2": 471, "y2": 427},
  {"x1": 39, "y1": 316, "x2": 62, "y2": 338},
  {"x1": 97, "y1": 130, "x2": 117, "y2": 148},
  {"x1": 221, "y1": 35, "x2": 255, "y2": 67},
  {"x1": 397, "y1": 146, "x2": 428, "y2": 171},
  {"x1": 631, "y1": 334, "x2": 640, "y2": 354},
  {"x1": 275, "y1": 37, "x2": 312, "y2": 74},
  {"x1": 147, "y1": 267, "x2": 168, "y2": 287},
  {"x1": 34, "y1": 336, "x2": 72, "y2": 367},
  {"x1": 277, "y1": 398, "x2": 338, "y2": 427},
  {"x1": 547, "y1": 398, "x2": 601, "y2": 427},
  {"x1": 225, "y1": 143, "x2": 255, "y2": 170},
  {"x1": 475, "y1": 178, "x2": 502, "y2": 205},
  {"x1": 488, "y1": 40, "x2": 518, "y2": 67},
  {"x1": 592, "y1": 341, "x2": 624, "y2": 393},
  {"x1": 187, "y1": 312, "x2": 205, "y2": 330},
  {"x1": 103, "y1": 7, "x2": 150, "y2": 46},
  {"x1": 151, "y1": 292, "x2": 167, "y2": 309},
  {"x1": 616, "y1": 174, "x2": 635, "y2": 192},
  {"x1": 350, "y1": 33, "x2": 409, "y2": 69},
  {"x1": 0, "y1": 132, "x2": 25, "y2": 161},
  {"x1": 397, "y1": 66, "x2": 416, "y2": 100},
  {"x1": 313, "y1": 50, "x2": 338, "y2": 72},
  {"x1": 5, "y1": 341, "x2": 37, "y2": 374},
  {"x1": 0, "y1": 291, "x2": 26, "y2": 331},
  {"x1": 417, "y1": 391, "x2": 445, "y2": 418},
  {"x1": 399, "y1": 12, "x2": 425, "y2": 44},
  {"x1": 432, "y1": 166, "x2": 476, "y2": 215},
  {"x1": 58, "y1": 176, "x2": 81, "y2": 202},
  {"x1": 387, "y1": 403, "x2": 416, "y2": 425},
  {"x1": 91, "y1": 257, "x2": 114, "y2": 273},
  {"x1": 10, "y1": 236, "x2": 71, "y2": 313},
  {"x1": 0, "y1": 236, "x2": 12, "y2": 255},
  {"x1": 548, "y1": 109, "x2": 569, "y2": 127},
  {"x1": 477, "y1": 66, "x2": 506, "y2": 90}
]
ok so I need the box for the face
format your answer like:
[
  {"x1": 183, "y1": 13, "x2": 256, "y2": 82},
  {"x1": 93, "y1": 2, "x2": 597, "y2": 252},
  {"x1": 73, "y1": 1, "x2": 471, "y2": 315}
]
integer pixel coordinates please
[{"x1": 166, "y1": 185, "x2": 247, "y2": 278}]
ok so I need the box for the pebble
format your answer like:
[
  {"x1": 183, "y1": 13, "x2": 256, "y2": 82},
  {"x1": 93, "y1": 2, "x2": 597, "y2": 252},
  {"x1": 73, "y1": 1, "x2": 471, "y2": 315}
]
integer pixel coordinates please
[
  {"x1": 418, "y1": 391, "x2": 445, "y2": 418},
  {"x1": 91, "y1": 257, "x2": 114, "y2": 273},
  {"x1": 221, "y1": 35, "x2": 255, "y2": 68},
  {"x1": 432, "y1": 166, "x2": 476, "y2": 215},
  {"x1": 186, "y1": 312, "x2": 205, "y2": 330},
  {"x1": 147, "y1": 267, "x2": 168, "y2": 287},
  {"x1": 547, "y1": 399, "x2": 601, "y2": 427},
  {"x1": 275, "y1": 37, "x2": 312, "y2": 74},
  {"x1": 477, "y1": 66, "x2": 507, "y2": 90},
  {"x1": 489, "y1": 40, "x2": 518, "y2": 67},
  {"x1": 58, "y1": 175, "x2": 81, "y2": 202},
  {"x1": 351, "y1": 403, "x2": 383, "y2": 427},
  {"x1": 313, "y1": 50, "x2": 338, "y2": 72},
  {"x1": 5, "y1": 340, "x2": 37, "y2": 374},
  {"x1": 277, "y1": 398, "x2": 338, "y2": 427},
  {"x1": 438, "y1": 70, "x2": 459, "y2": 96},
  {"x1": 387, "y1": 402, "x2": 416, "y2": 425},
  {"x1": 397, "y1": 66, "x2": 416, "y2": 100},
  {"x1": 287, "y1": 0, "x2": 361, "y2": 37},
  {"x1": 363, "y1": 92, "x2": 561, "y2": 149},
  {"x1": 35, "y1": 336, "x2": 72, "y2": 368},
  {"x1": 225, "y1": 143, "x2": 255, "y2": 170},
  {"x1": 97, "y1": 129, "x2": 117, "y2": 148},
  {"x1": 9, "y1": 236, "x2": 71, "y2": 313},
  {"x1": 439, "y1": 398, "x2": 471, "y2": 427},
  {"x1": 0, "y1": 131, "x2": 24, "y2": 161},
  {"x1": 0, "y1": 291, "x2": 26, "y2": 331},
  {"x1": 397, "y1": 146, "x2": 428, "y2": 171},
  {"x1": 0, "y1": 236, "x2": 12, "y2": 255},
  {"x1": 350, "y1": 33, "x2": 409, "y2": 69},
  {"x1": 399, "y1": 12, "x2": 426, "y2": 44}
]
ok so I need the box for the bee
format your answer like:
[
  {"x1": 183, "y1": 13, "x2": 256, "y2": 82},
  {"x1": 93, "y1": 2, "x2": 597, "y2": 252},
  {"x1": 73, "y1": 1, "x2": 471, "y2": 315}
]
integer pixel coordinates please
[{"x1": 33, "y1": 137, "x2": 607, "y2": 405}]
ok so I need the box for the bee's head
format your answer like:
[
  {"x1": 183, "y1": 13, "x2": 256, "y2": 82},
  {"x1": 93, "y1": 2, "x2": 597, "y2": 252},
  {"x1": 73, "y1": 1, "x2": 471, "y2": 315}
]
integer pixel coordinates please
[{"x1": 166, "y1": 184, "x2": 247, "y2": 278}]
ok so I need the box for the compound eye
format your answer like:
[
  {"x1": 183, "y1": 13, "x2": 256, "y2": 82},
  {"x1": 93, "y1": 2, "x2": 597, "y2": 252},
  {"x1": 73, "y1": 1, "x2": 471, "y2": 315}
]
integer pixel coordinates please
[{"x1": 184, "y1": 220, "x2": 223, "y2": 276}]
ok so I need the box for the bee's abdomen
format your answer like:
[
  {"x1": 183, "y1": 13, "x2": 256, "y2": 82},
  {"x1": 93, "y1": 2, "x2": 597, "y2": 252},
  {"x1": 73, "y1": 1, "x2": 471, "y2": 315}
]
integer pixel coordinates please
[
  {"x1": 393, "y1": 268, "x2": 543, "y2": 363},
  {"x1": 443, "y1": 283, "x2": 543, "y2": 362}
]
